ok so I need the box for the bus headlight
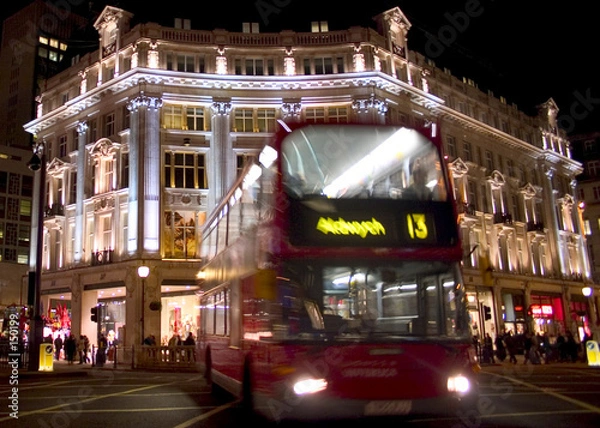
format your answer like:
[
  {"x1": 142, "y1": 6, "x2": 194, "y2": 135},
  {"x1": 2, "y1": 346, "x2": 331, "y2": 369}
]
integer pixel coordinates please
[
  {"x1": 293, "y1": 377, "x2": 328, "y2": 395},
  {"x1": 447, "y1": 374, "x2": 470, "y2": 395}
]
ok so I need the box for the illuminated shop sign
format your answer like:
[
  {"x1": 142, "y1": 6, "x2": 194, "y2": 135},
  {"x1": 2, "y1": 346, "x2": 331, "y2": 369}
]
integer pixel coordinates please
[
  {"x1": 529, "y1": 304, "x2": 553, "y2": 317},
  {"x1": 316, "y1": 217, "x2": 386, "y2": 238}
]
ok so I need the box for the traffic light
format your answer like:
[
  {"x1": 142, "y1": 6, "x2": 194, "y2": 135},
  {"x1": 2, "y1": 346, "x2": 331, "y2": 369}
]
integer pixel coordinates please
[
  {"x1": 90, "y1": 306, "x2": 98, "y2": 323},
  {"x1": 483, "y1": 305, "x2": 492, "y2": 321}
]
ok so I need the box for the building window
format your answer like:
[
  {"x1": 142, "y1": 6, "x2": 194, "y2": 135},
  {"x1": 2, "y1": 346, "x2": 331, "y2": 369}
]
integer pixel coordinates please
[
  {"x1": 58, "y1": 135, "x2": 67, "y2": 158},
  {"x1": 95, "y1": 157, "x2": 115, "y2": 194},
  {"x1": 100, "y1": 215, "x2": 112, "y2": 250},
  {"x1": 186, "y1": 107, "x2": 205, "y2": 131},
  {"x1": 485, "y1": 150, "x2": 493, "y2": 171},
  {"x1": 164, "y1": 210, "x2": 203, "y2": 259},
  {"x1": 237, "y1": 154, "x2": 249, "y2": 177},
  {"x1": 256, "y1": 109, "x2": 276, "y2": 132},
  {"x1": 327, "y1": 107, "x2": 348, "y2": 123},
  {"x1": 120, "y1": 152, "x2": 129, "y2": 189},
  {"x1": 445, "y1": 135, "x2": 457, "y2": 159},
  {"x1": 314, "y1": 57, "x2": 333, "y2": 74},
  {"x1": 584, "y1": 139, "x2": 595, "y2": 153},
  {"x1": 587, "y1": 160, "x2": 600, "y2": 177},
  {"x1": 305, "y1": 107, "x2": 326, "y2": 123},
  {"x1": 88, "y1": 119, "x2": 97, "y2": 143},
  {"x1": 463, "y1": 141, "x2": 472, "y2": 162},
  {"x1": 583, "y1": 219, "x2": 591, "y2": 235},
  {"x1": 164, "y1": 152, "x2": 207, "y2": 189},
  {"x1": 506, "y1": 159, "x2": 514, "y2": 177},
  {"x1": 234, "y1": 109, "x2": 254, "y2": 132},
  {"x1": 122, "y1": 105, "x2": 130, "y2": 130},
  {"x1": 163, "y1": 105, "x2": 183, "y2": 129},
  {"x1": 166, "y1": 53, "x2": 195, "y2": 72},
  {"x1": 104, "y1": 112, "x2": 115, "y2": 138},
  {"x1": 246, "y1": 59, "x2": 264, "y2": 75}
]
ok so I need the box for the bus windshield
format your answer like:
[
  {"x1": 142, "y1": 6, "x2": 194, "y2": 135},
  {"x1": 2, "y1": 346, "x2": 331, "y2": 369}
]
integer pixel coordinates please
[
  {"x1": 281, "y1": 125, "x2": 447, "y2": 201},
  {"x1": 269, "y1": 259, "x2": 469, "y2": 341}
]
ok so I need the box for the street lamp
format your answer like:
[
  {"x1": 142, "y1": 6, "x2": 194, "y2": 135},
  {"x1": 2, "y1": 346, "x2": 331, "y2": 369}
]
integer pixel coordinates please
[
  {"x1": 27, "y1": 141, "x2": 46, "y2": 371},
  {"x1": 582, "y1": 286, "x2": 599, "y2": 337},
  {"x1": 137, "y1": 265, "x2": 150, "y2": 343}
]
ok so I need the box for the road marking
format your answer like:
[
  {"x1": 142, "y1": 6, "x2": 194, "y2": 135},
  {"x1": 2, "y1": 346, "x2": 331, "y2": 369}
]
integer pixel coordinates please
[
  {"x1": 0, "y1": 381, "x2": 181, "y2": 423},
  {"x1": 487, "y1": 372, "x2": 600, "y2": 414},
  {"x1": 172, "y1": 401, "x2": 238, "y2": 427}
]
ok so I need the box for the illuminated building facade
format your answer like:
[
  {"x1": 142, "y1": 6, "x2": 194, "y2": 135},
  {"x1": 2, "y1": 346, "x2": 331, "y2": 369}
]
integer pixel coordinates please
[{"x1": 22, "y1": 5, "x2": 598, "y2": 354}]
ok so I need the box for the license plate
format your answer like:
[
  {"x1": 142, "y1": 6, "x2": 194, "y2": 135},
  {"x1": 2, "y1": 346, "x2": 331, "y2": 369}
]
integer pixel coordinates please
[{"x1": 365, "y1": 400, "x2": 412, "y2": 416}]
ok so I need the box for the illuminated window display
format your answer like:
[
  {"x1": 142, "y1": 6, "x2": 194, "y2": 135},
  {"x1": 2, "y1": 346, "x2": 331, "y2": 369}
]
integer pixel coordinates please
[{"x1": 160, "y1": 293, "x2": 199, "y2": 345}]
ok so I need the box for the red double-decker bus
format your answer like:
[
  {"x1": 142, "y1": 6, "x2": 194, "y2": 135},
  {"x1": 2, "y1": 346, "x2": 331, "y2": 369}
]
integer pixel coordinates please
[{"x1": 197, "y1": 122, "x2": 479, "y2": 421}]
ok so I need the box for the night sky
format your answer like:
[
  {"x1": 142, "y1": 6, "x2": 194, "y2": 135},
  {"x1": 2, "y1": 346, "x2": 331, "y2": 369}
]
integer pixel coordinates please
[{"x1": 2, "y1": 0, "x2": 598, "y2": 135}]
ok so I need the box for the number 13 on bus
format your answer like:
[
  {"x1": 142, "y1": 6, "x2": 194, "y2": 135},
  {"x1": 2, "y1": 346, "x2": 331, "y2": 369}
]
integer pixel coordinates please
[{"x1": 197, "y1": 122, "x2": 480, "y2": 421}]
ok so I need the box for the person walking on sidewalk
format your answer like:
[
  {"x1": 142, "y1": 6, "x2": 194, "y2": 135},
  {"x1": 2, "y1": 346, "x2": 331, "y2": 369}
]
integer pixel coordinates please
[
  {"x1": 65, "y1": 334, "x2": 77, "y2": 365},
  {"x1": 53, "y1": 335, "x2": 63, "y2": 361},
  {"x1": 505, "y1": 331, "x2": 518, "y2": 364}
]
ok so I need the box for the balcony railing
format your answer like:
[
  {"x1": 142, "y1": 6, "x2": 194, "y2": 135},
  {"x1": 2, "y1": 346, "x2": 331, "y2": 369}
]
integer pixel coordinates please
[
  {"x1": 493, "y1": 212, "x2": 513, "y2": 225},
  {"x1": 91, "y1": 249, "x2": 114, "y2": 266},
  {"x1": 44, "y1": 204, "x2": 65, "y2": 217},
  {"x1": 458, "y1": 203, "x2": 476, "y2": 216},
  {"x1": 526, "y1": 221, "x2": 545, "y2": 232}
]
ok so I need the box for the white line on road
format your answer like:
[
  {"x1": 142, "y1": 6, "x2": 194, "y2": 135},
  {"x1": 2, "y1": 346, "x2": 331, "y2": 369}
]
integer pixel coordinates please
[
  {"x1": 486, "y1": 372, "x2": 600, "y2": 414},
  {"x1": 172, "y1": 401, "x2": 239, "y2": 428}
]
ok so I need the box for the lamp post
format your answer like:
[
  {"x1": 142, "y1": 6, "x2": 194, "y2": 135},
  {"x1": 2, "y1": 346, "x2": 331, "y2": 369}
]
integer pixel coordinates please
[
  {"x1": 582, "y1": 286, "x2": 598, "y2": 336},
  {"x1": 27, "y1": 141, "x2": 46, "y2": 371},
  {"x1": 137, "y1": 265, "x2": 150, "y2": 343}
]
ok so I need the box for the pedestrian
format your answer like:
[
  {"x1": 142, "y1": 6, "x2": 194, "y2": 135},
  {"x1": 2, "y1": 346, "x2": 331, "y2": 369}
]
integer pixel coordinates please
[
  {"x1": 78, "y1": 335, "x2": 86, "y2": 364},
  {"x1": 97, "y1": 333, "x2": 108, "y2": 367},
  {"x1": 505, "y1": 331, "x2": 518, "y2": 364},
  {"x1": 565, "y1": 330, "x2": 578, "y2": 362},
  {"x1": 483, "y1": 333, "x2": 494, "y2": 363},
  {"x1": 183, "y1": 332, "x2": 195, "y2": 361},
  {"x1": 83, "y1": 335, "x2": 90, "y2": 363},
  {"x1": 495, "y1": 334, "x2": 506, "y2": 362},
  {"x1": 64, "y1": 334, "x2": 77, "y2": 364},
  {"x1": 523, "y1": 332, "x2": 532, "y2": 364},
  {"x1": 53, "y1": 335, "x2": 63, "y2": 361},
  {"x1": 557, "y1": 332, "x2": 567, "y2": 362}
]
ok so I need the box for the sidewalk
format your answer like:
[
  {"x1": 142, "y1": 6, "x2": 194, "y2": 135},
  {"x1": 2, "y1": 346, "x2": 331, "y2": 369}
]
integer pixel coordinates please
[
  {"x1": 480, "y1": 353, "x2": 596, "y2": 369},
  {"x1": 1, "y1": 358, "x2": 132, "y2": 379}
]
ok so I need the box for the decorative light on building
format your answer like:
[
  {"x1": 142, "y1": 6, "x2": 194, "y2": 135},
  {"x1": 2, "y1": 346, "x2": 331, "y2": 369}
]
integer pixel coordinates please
[
  {"x1": 374, "y1": 56, "x2": 381, "y2": 72},
  {"x1": 353, "y1": 53, "x2": 365, "y2": 73},
  {"x1": 216, "y1": 55, "x2": 227, "y2": 75},
  {"x1": 148, "y1": 51, "x2": 159, "y2": 69},
  {"x1": 284, "y1": 57, "x2": 296, "y2": 76}
]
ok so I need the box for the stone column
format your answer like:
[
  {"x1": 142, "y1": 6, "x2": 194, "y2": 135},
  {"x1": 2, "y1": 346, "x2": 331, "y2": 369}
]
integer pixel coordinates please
[
  {"x1": 540, "y1": 162, "x2": 564, "y2": 276},
  {"x1": 126, "y1": 90, "x2": 162, "y2": 256},
  {"x1": 74, "y1": 121, "x2": 88, "y2": 264},
  {"x1": 209, "y1": 99, "x2": 232, "y2": 214}
]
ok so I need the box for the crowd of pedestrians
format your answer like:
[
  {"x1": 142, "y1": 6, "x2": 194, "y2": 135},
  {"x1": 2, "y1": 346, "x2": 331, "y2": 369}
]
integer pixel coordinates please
[
  {"x1": 477, "y1": 329, "x2": 592, "y2": 364},
  {"x1": 44, "y1": 332, "x2": 112, "y2": 366}
]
